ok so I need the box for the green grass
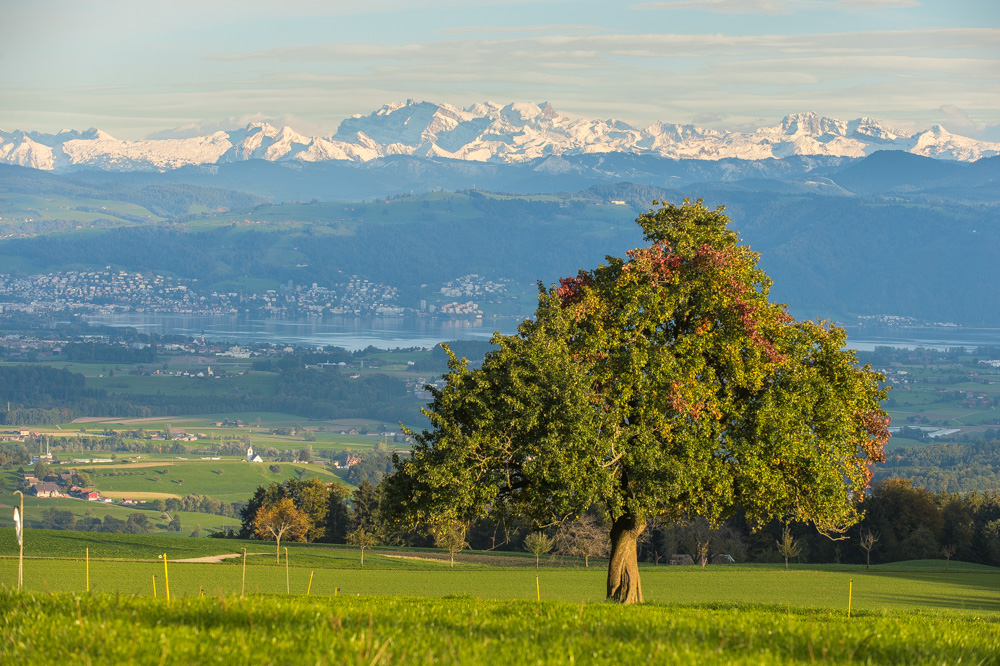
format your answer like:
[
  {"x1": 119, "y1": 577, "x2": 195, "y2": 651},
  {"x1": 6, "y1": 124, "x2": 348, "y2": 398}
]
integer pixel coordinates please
[
  {"x1": 1, "y1": 530, "x2": 997, "y2": 613},
  {"x1": 83, "y1": 460, "x2": 341, "y2": 503},
  {"x1": 1, "y1": 530, "x2": 998, "y2": 664},
  {"x1": 2, "y1": 589, "x2": 998, "y2": 665},
  {"x1": 0, "y1": 494, "x2": 241, "y2": 534},
  {"x1": 1, "y1": 458, "x2": 343, "y2": 508}
]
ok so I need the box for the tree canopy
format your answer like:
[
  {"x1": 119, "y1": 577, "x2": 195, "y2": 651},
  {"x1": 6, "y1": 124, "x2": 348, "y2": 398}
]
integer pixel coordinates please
[{"x1": 383, "y1": 199, "x2": 889, "y2": 603}]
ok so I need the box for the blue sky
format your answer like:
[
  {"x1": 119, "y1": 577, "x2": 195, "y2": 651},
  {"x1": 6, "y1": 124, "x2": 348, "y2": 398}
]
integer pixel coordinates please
[{"x1": 3, "y1": 0, "x2": 998, "y2": 140}]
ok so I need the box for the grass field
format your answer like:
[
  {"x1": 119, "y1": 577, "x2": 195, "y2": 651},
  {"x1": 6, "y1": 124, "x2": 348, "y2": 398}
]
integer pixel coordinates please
[
  {"x1": 1, "y1": 530, "x2": 997, "y2": 612},
  {"x1": 68, "y1": 459, "x2": 345, "y2": 503},
  {"x1": 1, "y1": 530, "x2": 997, "y2": 664},
  {"x1": 3, "y1": 591, "x2": 995, "y2": 666},
  {"x1": 0, "y1": 494, "x2": 242, "y2": 534}
]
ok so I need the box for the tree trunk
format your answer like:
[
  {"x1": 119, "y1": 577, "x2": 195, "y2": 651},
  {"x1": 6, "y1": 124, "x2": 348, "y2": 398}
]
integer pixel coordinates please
[{"x1": 607, "y1": 513, "x2": 646, "y2": 604}]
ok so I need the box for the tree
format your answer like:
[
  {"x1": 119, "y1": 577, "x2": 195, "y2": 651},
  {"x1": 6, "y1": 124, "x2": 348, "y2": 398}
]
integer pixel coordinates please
[
  {"x1": 346, "y1": 526, "x2": 379, "y2": 567},
  {"x1": 350, "y1": 480, "x2": 382, "y2": 532},
  {"x1": 524, "y1": 531, "x2": 554, "y2": 568},
  {"x1": 553, "y1": 514, "x2": 610, "y2": 567},
  {"x1": 324, "y1": 481, "x2": 352, "y2": 543},
  {"x1": 432, "y1": 520, "x2": 470, "y2": 568},
  {"x1": 859, "y1": 529, "x2": 880, "y2": 569},
  {"x1": 776, "y1": 525, "x2": 802, "y2": 569},
  {"x1": 942, "y1": 544, "x2": 957, "y2": 572},
  {"x1": 168, "y1": 514, "x2": 182, "y2": 532},
  {"x1": 284, "y1": 477, "x2": 329, "y2": 542},
  {"x1": 252, "y1": 497, "x2": 309, "y2": 563},
  {"x1": 383, "y1": 200, "x2": 889, "y2": 604}
]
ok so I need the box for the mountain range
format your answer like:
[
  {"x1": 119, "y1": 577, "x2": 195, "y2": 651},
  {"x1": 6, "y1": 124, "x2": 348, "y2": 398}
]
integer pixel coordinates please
[{"x1": 3, "y1": 101, "x2": 998, "y2": 172}]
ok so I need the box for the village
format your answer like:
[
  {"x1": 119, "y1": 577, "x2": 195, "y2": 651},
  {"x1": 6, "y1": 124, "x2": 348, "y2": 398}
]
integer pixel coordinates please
[{"x1": 0, "y1": 270, "x2": 510, "y2": 318}]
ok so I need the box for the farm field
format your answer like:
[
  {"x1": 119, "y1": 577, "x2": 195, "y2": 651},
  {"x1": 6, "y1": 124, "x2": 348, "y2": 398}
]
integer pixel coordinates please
[
  {"x1": 69, "y1": 459, "x2": 345, "y2": 503},
  {"x1": 1, "y1": 530, "x2": 998, "y2": 612},
  {"x1": 6, "y1": 591, "x2": 996, "y2": 666},
  {"x1": 1, "y1": 530, "x2": 998, "y2": 665},
  {"x1": 0, "y1": 494, "x2": 241, "y2": 534}
]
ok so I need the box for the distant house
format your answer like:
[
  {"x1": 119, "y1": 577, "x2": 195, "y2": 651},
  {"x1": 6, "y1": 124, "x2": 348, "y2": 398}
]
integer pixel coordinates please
[{"x1": 32, "y1": 483, "x2": 60, "y2": 498}]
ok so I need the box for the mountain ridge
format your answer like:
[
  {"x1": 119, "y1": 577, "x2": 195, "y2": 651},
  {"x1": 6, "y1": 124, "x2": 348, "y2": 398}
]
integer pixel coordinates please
[{"x1": 3, "y1": 102, "x2": 998, "y2": 172}]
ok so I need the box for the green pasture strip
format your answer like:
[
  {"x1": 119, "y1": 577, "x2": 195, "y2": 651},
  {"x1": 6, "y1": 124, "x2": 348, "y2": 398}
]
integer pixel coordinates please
[
  {"x1": 2, "y1": 591, "x2": 999, "y2": 666},
  {"x1": 1, "y1": 544, "x2": 997, "y2": 614},
  {"x1": 88, "y1": 371, "x2": 277, "y2": 396},
  {"x1": 78, "y1": 460, "x2": 341, "y2": 503},
  {"x1": 0, "y1": 495, "x2": 239, "y2": 533}
]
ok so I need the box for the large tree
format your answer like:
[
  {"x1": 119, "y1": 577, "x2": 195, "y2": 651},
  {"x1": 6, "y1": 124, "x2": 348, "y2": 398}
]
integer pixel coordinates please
[
  {"x1": 384, "y1": 200, "x2": 889, "y2": 603},
  {"x1": 252, "y1": 497, "x2": 309, "y2": 563}
]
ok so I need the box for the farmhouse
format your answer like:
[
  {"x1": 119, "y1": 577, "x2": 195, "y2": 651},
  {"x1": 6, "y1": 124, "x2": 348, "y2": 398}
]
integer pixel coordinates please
[{"x1": 32, "y1": 482, "x2": 60, "y2": 498}]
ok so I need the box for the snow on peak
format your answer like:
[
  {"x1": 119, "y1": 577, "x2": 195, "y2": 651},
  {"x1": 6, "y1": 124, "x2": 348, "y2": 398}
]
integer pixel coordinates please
[{"x1": 5, "y1": 104, "x2": 999, "y2": 171}]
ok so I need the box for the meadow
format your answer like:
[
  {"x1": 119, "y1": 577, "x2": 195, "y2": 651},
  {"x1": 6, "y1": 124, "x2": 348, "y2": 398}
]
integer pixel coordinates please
[
  {"x1": 1, "y1": 529, "x2": 997, "y2": 611},
  {"x1": 1, "y1": 529, "x2": 998, "y2": 665}
]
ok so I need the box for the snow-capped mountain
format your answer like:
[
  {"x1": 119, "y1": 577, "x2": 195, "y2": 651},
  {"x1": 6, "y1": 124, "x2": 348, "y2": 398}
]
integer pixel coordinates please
[{"x1": 2, "y1": 102, "x2": 997, "y2": 172}]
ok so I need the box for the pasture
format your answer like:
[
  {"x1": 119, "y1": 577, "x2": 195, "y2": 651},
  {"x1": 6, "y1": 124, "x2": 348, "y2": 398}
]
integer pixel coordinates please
[
  {"x1": 73, "y1": 459, "x2": 344, "y2": 503},
  {"x1": 1, "y1": 530, "x2": 997, "y2": 612},
  {"x1": 1, "y1": 531, "x2": 998, "y2": 665}
]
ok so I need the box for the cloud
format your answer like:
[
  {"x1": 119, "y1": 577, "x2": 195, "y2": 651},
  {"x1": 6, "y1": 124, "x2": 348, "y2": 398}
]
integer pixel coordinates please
[
  {"x1": 634, "y1": 0, "x2": 792, "y2": 13},
  {"x1": 635, "y1": 0, "x2": 920, "y2": 12},
  {"x1": 438, "y1": 24, "x2": 601, "y2": 35},
  {"x1": 834, "y1": 0, "x2": 919, "y2": 7},
  {"x1": 936, "y1": 105, "x2": 1000, "y2": 141}
]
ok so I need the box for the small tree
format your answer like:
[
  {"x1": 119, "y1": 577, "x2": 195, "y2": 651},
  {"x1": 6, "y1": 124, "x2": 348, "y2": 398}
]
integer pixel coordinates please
[
  {"x1": 432, "y1": 520, "x2": 469, "y2": 568},
  {"x1": 253, "y1": 497, "x2": 309, "y2": 563},
  {"x1": 776, "y1": 525, "x2": 802, "y2": 570},
  {"x1": 941, "y1": 544, "x2": 957, "y2": 572},
  {"x1": 553, "y1": 514, "x2": 610, "y2": 567},
  {"x1": 859, "y1": 529, "x2": 880, "y2": 570},
  {"x1": 695, "y1": 539, "x2": 711, "y2": 568},
  {"x1": 524, "y1": 531, "x2": 554, "y2": 568},
  {"x1": 346, "y1": 526, "x2": 379, "y2": 567}
]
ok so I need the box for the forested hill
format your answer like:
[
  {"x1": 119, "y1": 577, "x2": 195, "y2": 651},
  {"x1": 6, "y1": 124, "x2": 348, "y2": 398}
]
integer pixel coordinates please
[{"x1": 1, "y1": 157, "x2": 998, "y2": 325}]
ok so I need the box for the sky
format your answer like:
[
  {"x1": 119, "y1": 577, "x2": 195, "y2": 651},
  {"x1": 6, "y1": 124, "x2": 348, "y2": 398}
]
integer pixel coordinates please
[{"x1": 3, "y1": 0, "x2": 998, "y2": 141}]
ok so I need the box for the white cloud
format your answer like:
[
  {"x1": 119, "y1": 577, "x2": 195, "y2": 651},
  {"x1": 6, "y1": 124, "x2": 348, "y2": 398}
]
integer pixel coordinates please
[
  {"x1": 635, "y1": 0, "x2": 920, "y2": 12},
  {"x1": 635, "y1": 0, "x2": 793, "y2": 13}
]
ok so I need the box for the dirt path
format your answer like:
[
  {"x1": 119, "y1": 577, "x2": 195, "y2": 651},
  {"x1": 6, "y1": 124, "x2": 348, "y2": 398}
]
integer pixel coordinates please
[{"x1": 171, "y1": 553, "x2": 269, "y2": 563}]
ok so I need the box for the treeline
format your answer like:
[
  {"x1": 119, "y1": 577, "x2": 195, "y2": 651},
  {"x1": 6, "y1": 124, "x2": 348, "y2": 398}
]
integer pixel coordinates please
[
  {"x1": 233, "y1": 473, "x2": 1000, "y2": 569},
  {"x1": 63, "y1": 341, "x2": 157, "y2": 364},
  {"x1": 876, "y1": 439, "x2": 1000, "y2": 493},
  {"x1": 0, "y1": 362, "x2": 424, "y2": 425},
  {"x1": 38, "y1": 508, "x2": 168, "y2": 534}
]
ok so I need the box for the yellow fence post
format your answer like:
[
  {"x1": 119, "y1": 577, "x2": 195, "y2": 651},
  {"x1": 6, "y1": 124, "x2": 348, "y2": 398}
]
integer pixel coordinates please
[
  {"x1": 307, "y1": 571, "x2": 314, "y2": 596},
  {"x1": 848, "y1": 579, "x2": 853, "y2": 618},
  {"x1": 163, "y1": 553, "x2": 170, "y2": 603},
  {"x1": 86, "y1": 547, "x2": 90, "y2": 592},
  {"x1": 285, "y1": 547, "x2": 289, "y2": 594},
  {"x1": 242, "y1": 548, "x2": 247, "y2": 598},
  {"x1": 153, "y1": 575, "x2": 157, "y2": 598},
  {"x1": 536, "y1": 576, "x2": 540, "y2": 602}
]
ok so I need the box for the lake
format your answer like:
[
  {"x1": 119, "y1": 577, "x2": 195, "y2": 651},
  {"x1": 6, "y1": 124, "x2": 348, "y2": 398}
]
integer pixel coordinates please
[{"x1": 83, "y1": 313, "x2": 1000, "y2": 352}]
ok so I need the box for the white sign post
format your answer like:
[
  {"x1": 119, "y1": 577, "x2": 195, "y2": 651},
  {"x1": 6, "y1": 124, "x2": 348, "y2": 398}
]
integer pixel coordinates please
[{"x1": 13, "y1": 490, "x2": 24, "y2": 589}]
